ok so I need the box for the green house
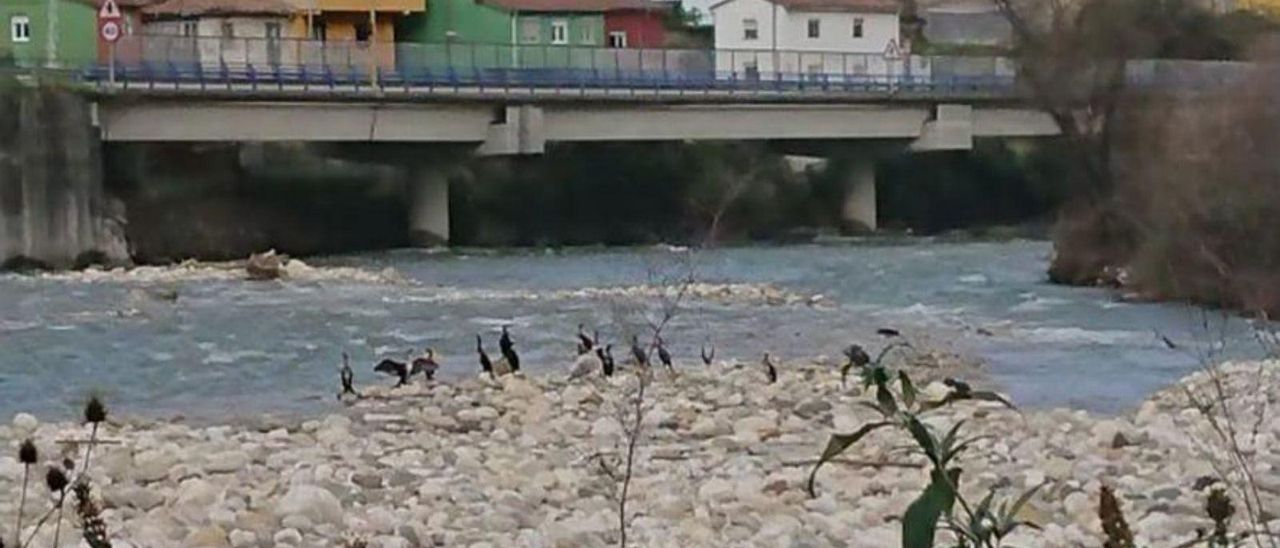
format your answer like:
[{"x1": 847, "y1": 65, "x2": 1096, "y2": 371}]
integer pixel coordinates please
[
  {"x1": 397, "y1": 0, "x2": 608, "y2": 70},
  {"x1": 1, "y1": 0, "x2": 97, "y2": 67}
]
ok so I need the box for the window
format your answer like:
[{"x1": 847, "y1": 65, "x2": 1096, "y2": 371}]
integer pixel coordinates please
[
  {"x1": 354, "y1": 22, "x2": 371, "y2": 42},
  {"x1": 742, "y1": 18, "x2": 758, "y2": 40},
  {"x1": 608, "y1": 30, "x2": 627, "y2": 48},
  {"x1": 852, "y1": 17, "x2": 863, "y2": 38},
  {"x1": 220, "y1": 22, "x2": 234, "y2": 38},
  {"x1": 181, "y1": 21, "x2": 197, "y2": 37},
  {"x1": 580, "y1": 25, "x2": 592, "y2": 44},
  {"x1": 807, "y1": 18, "x2": 820, "y2": 38},
  {"x1": 10, "y1": 15, "x2": 30, "y2": 43},
  {"x1": 311, "y1": 19, "x2": 326, "y2": 41},
  {"x1": 550, "y1": 20, "x2": 568, "y2": 44},
  {"x1": 520, "y1": 18, "x2": 539, "y2": 43}
]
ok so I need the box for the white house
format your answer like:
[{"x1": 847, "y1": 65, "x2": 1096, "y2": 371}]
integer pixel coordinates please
[{"x1": 709, "y1": 0, "x2": 912, "y2": 81}]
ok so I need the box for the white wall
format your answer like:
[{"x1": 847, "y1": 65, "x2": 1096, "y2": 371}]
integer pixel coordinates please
[
  {"x1": 712, "y1": 0, "x2": 904, "y2": 80},
  {"x1": 143, "y1": 16, "x2": 292, "y2": 68}
]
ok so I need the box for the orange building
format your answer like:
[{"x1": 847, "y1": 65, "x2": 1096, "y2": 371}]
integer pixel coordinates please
[{"x1": 288, "y1": 0, "x2": 423, "y2": 66}]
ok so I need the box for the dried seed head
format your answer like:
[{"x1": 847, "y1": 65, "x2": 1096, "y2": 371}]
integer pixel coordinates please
[
  {"x1": 18, "y1": 439, "x2": 38, "y2": 465},
  {"x1": 1206, "y1": 488, "x2": 1234, "y2": 524},
  {"x1": 62, "y1": 457, "x2": 76, "y2": 471},
  {"x1": 84, "y1": 396, "x2": 107, "y2": 424},
  {"x1": 45, "y1": 466, "x2": 68, "y2": 493}
]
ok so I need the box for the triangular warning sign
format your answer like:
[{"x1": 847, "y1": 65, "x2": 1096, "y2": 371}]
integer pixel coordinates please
[
  {"x1": 99, "y1": 0, "x2": 121, "y2": 19},
  {"x1": 883, "y1": 38, "x2": 902, "y2": 60}
]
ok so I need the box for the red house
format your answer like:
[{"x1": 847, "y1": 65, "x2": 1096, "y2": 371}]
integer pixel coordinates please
[{"x1": 604, "y1": 0, "x2": 673, "y2": 48}]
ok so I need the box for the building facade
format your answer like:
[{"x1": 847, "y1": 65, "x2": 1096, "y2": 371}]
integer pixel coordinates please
[
  {"x1": 604, "y1": 3, "x2": 671, "y2": 48},
  {"x1": 710, "y1": 0, "x2": 902, "y2": 79},
  {"x1": 1, "y1": 0, "x2": 98, "y2": 67},
  {"x1": 140, "y1": 0, "x2": 302, "y2": 67}
]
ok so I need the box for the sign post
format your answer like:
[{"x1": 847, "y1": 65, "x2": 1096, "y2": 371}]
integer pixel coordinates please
[
  {"x1": 882, "y1": 39, "x2": 902, "y2": 92},
  {"x1": 98, "y1": 0, "x2": 122, "y2": 84}
]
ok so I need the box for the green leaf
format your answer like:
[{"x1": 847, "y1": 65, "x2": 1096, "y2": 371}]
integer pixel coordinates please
[
  {"x1": 969, "y1": 390, "x2": 1017, "y2": 410},
  {"x1": 996, "y1": 481, "x2": 1046, "y2": 538},
  {"x1": 898, "y1": 370, "x2": 917, "y2": 409},
  {"x1": 905, "y1": 416, "x2": 940, "y2": 466},
  {"x1": 876, "y1": 383, "x2": 899, "y2": 415},
  {"x1": 903, "y1": 468, "x2": 961, "y2": 548},
  {"x1": 806, "y1": 421, "x2": 893, "y2": 497}
]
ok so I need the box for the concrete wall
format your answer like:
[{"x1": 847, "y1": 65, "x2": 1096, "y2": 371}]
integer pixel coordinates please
[{"x1": 0, "y1": 84, "x2": 127, "y2": 267}]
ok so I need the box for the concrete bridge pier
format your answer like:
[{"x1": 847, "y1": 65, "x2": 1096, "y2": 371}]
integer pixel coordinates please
[
  {"x1": 841, "y1": 157, "x2": 877, "y2": 232},
  {"x1": 407, "y1": 167, "x2": 450, "y2": 247}
]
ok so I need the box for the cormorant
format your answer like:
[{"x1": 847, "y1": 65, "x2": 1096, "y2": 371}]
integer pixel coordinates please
[
  {"x1": 701, "y1": 344, "x2": 715, "y2": 366},
  {"x1": 843, "y1": 344, "x2": 871, "y2": 369},
  {"x1": 601, "y1": 344, "x2": 616, "y2": 377},
  {"x1": 374, "y1": 351, "x2": 415, "y2": 387},
  {"x1": 476, "y1": 335, "x2": 495, "y2": 379},
  {"x1": 876, "y1": 327, "x2": 901, "y2": 338},
  {"x1": 338, "y1": 352, "x2": 358, "y2": 400},
  {"x1": 411, "y1": 348, "x2": 440, "y2": 381},
  {"x1": 500, "y1": 325, "x2": 520, "y2": 372},
  {"x1": 762, "y1": 352, "x2": 778, "y2": 384},
  {"x1": 630, "y1": 334, "x2": 649, "y2": 367},
  {"x1": 576, "y1": 324, "x2": 595, "y2": 355},
  {"x1": 656, "y1": 336, "x2": 673, "y2": 372}
]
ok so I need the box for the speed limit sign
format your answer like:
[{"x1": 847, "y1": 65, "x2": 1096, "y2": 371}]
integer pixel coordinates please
[{"x1": 100, "y1": 20, "x2": 121, "y2": 42}]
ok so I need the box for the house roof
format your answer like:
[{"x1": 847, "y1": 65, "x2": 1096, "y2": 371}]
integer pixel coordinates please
[
  {"x1": 710, "y1": 0, "x2": 898, "y2": 13},
  {"x1": 142, "y1": 0, "x2": 297, "y2": 17},
  {"x1": 478, "y1": 0, "x2": 669, "y2": 13}
]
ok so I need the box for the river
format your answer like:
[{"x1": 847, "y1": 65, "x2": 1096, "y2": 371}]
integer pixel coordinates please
[{"x1": 0, "y1": 239, "x2": 1264, "y2": 422}]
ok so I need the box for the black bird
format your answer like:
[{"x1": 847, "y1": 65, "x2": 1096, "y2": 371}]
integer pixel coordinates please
[
  {"x1": 762, "y1": 352, "x2": 778, "y2": 384},
  {"x1": 1155, "y1": 332, "x2": 1178, "y2": 350},
  {"x1": 411, "y1": 348, "x2": 440, "y2": 381},
  {"x1": 601, "y1": 344, "x2": 616, "y2": 377},
  {"x1": 701, "y1": 344, "x2": 715, "y2": 366},
  {"x1": 576, "y1": 324, "x2": 595, "y2": 355},
  {"x1": 843, "y1": 344, "x2": 871, "y2": 368},
  {"x1": 476, "y1": 335, "x2": 495, "y2": 379},
  {"x1": 656, "y1": 336, "x2": 673, "y2": 372},
  {"x1": 338, "y1": 352, "x2": 358, "y2": 400},
  {"x1": 630, "y1": 334, "x2": 649, "y2": 367},
  {"x1": 500, "y1": 325, "x2": 520, "y2": 372},
  {"x1": 876, "y1": 327, "x2": 901, "y2": 338},
  {"x1": 374, "y1": 351, "x2": 415, "y2": 387}
]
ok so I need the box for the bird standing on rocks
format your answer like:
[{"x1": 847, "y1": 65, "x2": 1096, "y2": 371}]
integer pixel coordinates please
[
  {"x1": 656, "y1": 336, "x2": 674, "y2": 373},
  {"x1": 701, "y1": 344, "x2": 715, "y2": 366},
  {"x1": 601, "y1": 344, "x2": 616, "y2": 377},
  {"x1": 338, "y1": 352, "x2": 359, "y2": 400},
  {"x1": 630, "y1": 335, "x2": 649, "y2": 368},
  {"x1": 411, "y1": 348, "x2": 440, "y2": 381},
  {"x1": 500, "y1": 325, "x2": 521, "y2": 373},
  {"x1": 374, "y1": 351, "x2": 416, "y2": 387},
  {"x1": 476, "y1": 335, "x2": 495, "y2": 379},
  {"x1": 762, "y1": 353, "x2": 779, "y2": 384},
  {"x1": 576, "y1": 324, "x2": 596, "y2": 356}
]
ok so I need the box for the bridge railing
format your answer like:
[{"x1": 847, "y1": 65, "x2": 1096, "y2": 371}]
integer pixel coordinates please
[
  {"x1": 88, "y1": 35, "x2": 1026, "y2": 96},
  {"x1": 83, "y1": 35, "x2": 1255, "y2": 95}
]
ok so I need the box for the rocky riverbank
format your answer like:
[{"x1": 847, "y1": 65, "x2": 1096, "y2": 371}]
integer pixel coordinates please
[{"x1": 0, "y1": 359, "x2": 1275, "y2": 548}]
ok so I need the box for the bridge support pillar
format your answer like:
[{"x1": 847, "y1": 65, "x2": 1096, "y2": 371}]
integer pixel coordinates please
[
  {"x1": 407, "y1": 168, "x2": 450, "y2": 247},
  {"x1": 841, "y1": 158, "x2": 877, "y2": 232}
]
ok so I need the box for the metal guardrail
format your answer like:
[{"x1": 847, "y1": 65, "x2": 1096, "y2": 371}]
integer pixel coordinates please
[{"x1": 79, "y1": 35, "x2": 1023, "y2": 97}]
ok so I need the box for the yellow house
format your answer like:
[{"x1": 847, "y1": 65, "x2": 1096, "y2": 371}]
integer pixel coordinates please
[{"x1": 286, "y1": 0, "x2": 422, "y2": 67}]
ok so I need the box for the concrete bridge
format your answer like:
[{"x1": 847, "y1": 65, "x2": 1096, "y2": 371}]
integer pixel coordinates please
[{"x1": 91, "y1": 84, "x2": 1059, "y2": 243}]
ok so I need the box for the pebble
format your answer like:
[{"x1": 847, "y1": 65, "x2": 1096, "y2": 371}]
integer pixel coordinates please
[{"x1": 0, "y1": 359, "x2": 1271, "y2": 548}]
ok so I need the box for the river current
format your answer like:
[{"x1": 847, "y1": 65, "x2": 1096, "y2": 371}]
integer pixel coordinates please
[{"x1": 0, "y1": 239, "x2": 1263, "y2": 422}]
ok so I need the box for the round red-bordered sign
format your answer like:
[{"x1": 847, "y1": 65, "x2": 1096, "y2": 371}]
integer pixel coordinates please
[{"x1": 100, "y1": 20, "x2": 121, "y2": 42}]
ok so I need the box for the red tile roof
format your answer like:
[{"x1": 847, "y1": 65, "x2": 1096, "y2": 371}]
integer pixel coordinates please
[
  {"x1": 478, "y1": 0, "x2": 671, "y2": 13},
  {"x1": 142, "y1": 0, "x2": 297, "y2": 16}
]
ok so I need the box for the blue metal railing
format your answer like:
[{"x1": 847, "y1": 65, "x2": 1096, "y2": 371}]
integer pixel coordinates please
[
  {"x1": 81, "y1": 35, "x2": 1023, "y2": 97},
  {"x1": 71, "y1": 35, "x2": 1253, "y2": 96}
]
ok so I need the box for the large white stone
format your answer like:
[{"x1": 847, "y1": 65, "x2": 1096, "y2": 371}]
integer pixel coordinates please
[
  {"x1": 204, "y1": 450, "x2": 250, "y2": 474},
  {"x1": 12, "y1": 413, "x2": 38, "y2": 433},
  {"x1": 275, "y1": 485, "x2": 343, "y2": 524}
]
